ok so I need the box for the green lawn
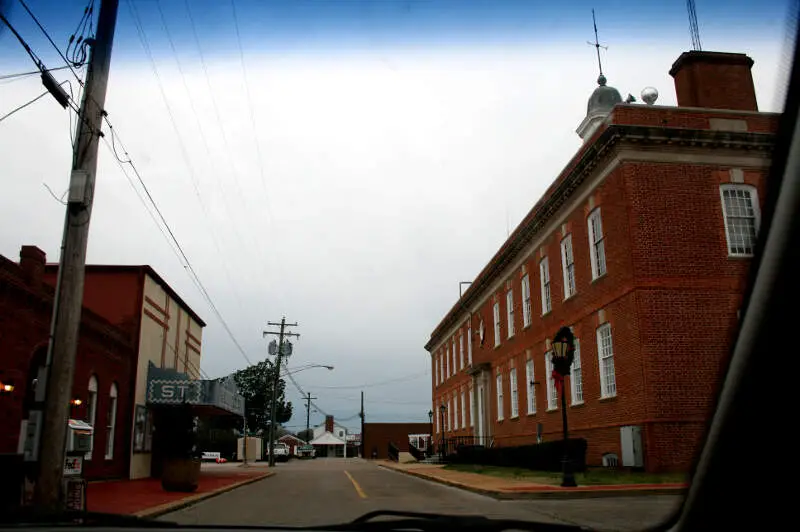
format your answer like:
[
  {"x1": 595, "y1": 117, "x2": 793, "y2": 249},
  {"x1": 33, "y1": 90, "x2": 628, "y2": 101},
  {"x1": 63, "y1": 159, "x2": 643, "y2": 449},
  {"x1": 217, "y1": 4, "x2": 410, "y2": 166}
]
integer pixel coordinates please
[{"x1": 443, "y1": 464, "x2": 688, "y2": 485}]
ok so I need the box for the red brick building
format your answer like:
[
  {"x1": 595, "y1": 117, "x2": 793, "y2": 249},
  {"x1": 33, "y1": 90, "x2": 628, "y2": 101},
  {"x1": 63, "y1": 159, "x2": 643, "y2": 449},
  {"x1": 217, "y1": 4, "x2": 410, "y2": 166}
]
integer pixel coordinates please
[
  {"x1": 0, "y1": 246, "x2": 134, "y2": 479},
  {"x1": 425, "y1": 51, "x2": 779, "y2": 472}
]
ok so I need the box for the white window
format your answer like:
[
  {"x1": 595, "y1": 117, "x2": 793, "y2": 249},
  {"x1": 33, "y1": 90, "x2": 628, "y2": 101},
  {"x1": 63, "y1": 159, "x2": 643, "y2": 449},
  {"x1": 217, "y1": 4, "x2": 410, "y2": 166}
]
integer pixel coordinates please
[
  {"x1": 545, "y1": 352, "x2": 558, "y2": 410},
  {"x1": 506, "y1": 289, "x2": 515, "y2": 337},
  {"x1": 720, "y1": 185, "x2": 760, "y2": 256},
  {"x1": 597, "y1": 323, "x2": 617, "y2": 397},
  {"x1": 105, "y1": 382, "x2": 118, "y2": 459},
  {"x1": 434, "y1": 356, "x2": 439, "y2": 385},
  {"x1": 468, "y1": 387, "x2": 473, "y2": 427},
  {"x1": 452, "y1": 395, "x2": 459, "y2": 430},
  {"x1": 521, "y1": 274, "x2": 532, "y2": 327},
  {"x1": 86, "y1": 375, "x2": 98, "y2": 460},
  {"x1": 539, "y1": 258, "x2": 551, "y2": 314},
  {"x1": 510, "y1": 368, "x2": 519, "y2": 418},
  {"x1": 436, "y1": 405, "x2": 440, "y2": 433},
  {"x1": 443, "y1": 350, "x2": 448, "y2": 380},
  {"x1": 588, "y1": 208, "x2": 607, "y2": 279},
  {"x1": 561, "y1": 234, "x2": 576, "y2": 299},
  {"x1": 526, "y1": 359, "x2": 536, "y2": 414},
  {"x1": 467, "y1": 324, "x2": 473, "y2": 365},
  {"x1": 493, "y1": 302, "x2": 501, "y2": 347},
  {"x1": 496, "y1": 373, "x2": 504, "y2": 420},
  {"x1": 460, "y1": 391, "x2": 466, "y2": 428},
  {"x1": 453, "y1": 338, "x2": 457, "y2": 372},
  {"x1": 459, "y1": 334, "x2": 464, "y2": 369},
  {"x1": 570, "y1": 339, "x2": 583, "y2": 405}
]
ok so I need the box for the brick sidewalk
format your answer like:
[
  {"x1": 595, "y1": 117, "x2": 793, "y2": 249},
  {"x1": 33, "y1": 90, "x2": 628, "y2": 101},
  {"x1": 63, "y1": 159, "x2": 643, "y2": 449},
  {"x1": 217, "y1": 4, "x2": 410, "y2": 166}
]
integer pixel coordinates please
[
  {"x1": 378, "y1": 461, "x2": 688, "y2": 499},
  {"x1": 88, "y1": 464, "x2": 273, "y2": 517}
]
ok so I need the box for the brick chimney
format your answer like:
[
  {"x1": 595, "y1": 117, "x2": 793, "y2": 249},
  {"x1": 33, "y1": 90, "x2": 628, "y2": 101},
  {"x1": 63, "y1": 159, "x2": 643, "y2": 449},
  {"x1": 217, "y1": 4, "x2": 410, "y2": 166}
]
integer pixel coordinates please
[
  {"x1": 19, "y1": 246, "x2": 46, "y2": 290},
  {"x1": 325, "y1": 415, "x2": 334, "y2": 434},
  {"x1": 669, "y1": 51, "x2": 757, "y2": 111}
]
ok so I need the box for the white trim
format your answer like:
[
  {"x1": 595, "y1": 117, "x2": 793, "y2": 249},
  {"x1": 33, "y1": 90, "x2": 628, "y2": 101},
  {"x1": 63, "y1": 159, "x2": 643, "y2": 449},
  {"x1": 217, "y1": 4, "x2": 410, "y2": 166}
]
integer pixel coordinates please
[
  {"x1": 597, "y1": 323, "x2": 617, "y2": 398},
  {"x1": 493, "y1": 302, "x2": 501, "y2": 347},
  {"x1": 570, "y1": 339, "x2": 583, "y2": 406},
  {"x1": 506, "y1": 289, "x2": 515, "y2": 338},
  {"x1": 86, "y1": 375, "x2": 98, "y2": 460},
  {"x1": 560, "y1": 234, "x2": 576, "y2": 299},
  {"x1": 539, "y1": 257, "x2": 551, "y2": 314},
  {"x1": 525, "y1": 359, "x2": 536, "y2": 414},
  {"x1": 460, "y1": 391, "x2": 466, "y2": 428},
  {"x1": 588, "y1": 208, "x2": 606, "y2": 279},
  {"x1": 720, "y1": 184, "x2": 761, "y2": 257},
  {"x1": 521, "y1": 274, "x2": 532, "y2": 327},
  {"x1": 545, "y1": 352, "x2": 557, "y2": 411},
  {"x1": 105, "y1": 382, "x2": 118, "y2": 460},
  {"x1": 427, "y1": 146, "x2": 771, "y2": 354},
  {"x1": 509, "y1": 368, "x2": 519, "y2": 418},
  {"x1": 496, "y1": 373, "x2": 504, "y2": 421}
]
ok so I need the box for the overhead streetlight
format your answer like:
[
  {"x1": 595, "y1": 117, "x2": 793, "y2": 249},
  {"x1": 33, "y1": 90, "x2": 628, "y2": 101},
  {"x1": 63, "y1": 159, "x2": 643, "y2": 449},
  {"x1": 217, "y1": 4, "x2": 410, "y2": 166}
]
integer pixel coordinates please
[
  {"x1": 551, "y1": 326, "x2": 577, "y2": 488},
  {"x1": 284, "y1": 364, "x2": 334, "y2": 376}
]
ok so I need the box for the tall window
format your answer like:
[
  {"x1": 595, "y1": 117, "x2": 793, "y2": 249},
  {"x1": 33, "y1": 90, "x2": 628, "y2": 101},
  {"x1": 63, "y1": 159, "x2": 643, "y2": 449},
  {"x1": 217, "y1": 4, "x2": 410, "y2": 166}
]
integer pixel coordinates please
[
  {"x1": 526, "y1": 359, "x2": 536, "y2": 414},
  {"x1": 452, "y1": 339, "x2": 457, "y2": 372},
  {"x1": 86, "y1": 375, "x2": 98, "y2": 460},
  {"x1": 545, "y1": 352, "x2": 557, "y2": 410},
  {"x1": 467, "y1": 324, "x2": 473, "y2": 365},
  {"x1": 539, "y1": 258, "x2": 551, "y2": 314},
  {"x1": 561, "y1": 234, "x2": 576, "y2": 299},
  {"x1": 521, "y1": 274, "x2": 532, "y2": 327},
  {"x1": 506, "y1": 289, "x2": 515, "y2": 338},
  {"x1": 434, "y1": 356, "x2": 439, "y2": 385},
  {"x1": 436, "y1": 404, "x2": 440, "y2": 433},
  {"x1": 570, "y1": 339, "x2": 583, "y2": 405},
  {"x1": 720, "y1": 185, "x2": 760, "y2": 256},
  {"x1": 444, "y1": 349, "x2": 449, "y2": 380},
  {"x1": 460, "y1": 391, "x2": 466, "y2": 428},
  {"x1": 105, "y1": 383, "x2": 118, "y2": 459},
  {"x1": 597, "y1": 323, "x2": 617, "y2": 397},
  {"x1": 459, "y1": 334, "x2": 465, "y2": 369},
  {"x1": 510, "y1": 368, "x2": 519, "y2": 418},
  {"x1": 588, "y1": 208, "x2": 607, "y2": 279},
  {"x1": 468, "y1": 386, "x2": 473, "y2": 427},
  {"x1": 452, "y1": 394, "x2": 459, "y2": 430},
  {"x1": 496, "y1": 373, "x2": 504, "y2": 421},
  {"x1": 493, "y1": 302, "x2": 501, "y2": 347}
]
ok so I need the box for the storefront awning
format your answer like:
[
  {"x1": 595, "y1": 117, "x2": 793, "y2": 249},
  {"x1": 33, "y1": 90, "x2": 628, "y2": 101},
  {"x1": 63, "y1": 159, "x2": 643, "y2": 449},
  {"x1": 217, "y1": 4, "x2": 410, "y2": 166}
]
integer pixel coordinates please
[{"x1": 145, "y1": 362, "x2": 245, "y2": 417}]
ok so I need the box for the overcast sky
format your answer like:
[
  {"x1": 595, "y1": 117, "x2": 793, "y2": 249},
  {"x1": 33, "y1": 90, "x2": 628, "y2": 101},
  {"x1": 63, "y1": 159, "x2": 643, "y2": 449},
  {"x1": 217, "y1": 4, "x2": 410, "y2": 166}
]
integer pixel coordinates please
[{"x1": 0, "y1": 0, "x2": 793, "y2": 432}]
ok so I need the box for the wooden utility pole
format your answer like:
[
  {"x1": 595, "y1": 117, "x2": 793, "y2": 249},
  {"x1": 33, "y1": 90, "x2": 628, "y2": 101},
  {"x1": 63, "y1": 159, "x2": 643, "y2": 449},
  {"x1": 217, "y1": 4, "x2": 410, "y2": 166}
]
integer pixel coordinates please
[
  {"x1": 34, "y1": 0, "x2": 119, "y2": 510},
  {"x1": 304, "y1": 392, "x2": 317, "y2": 436},
  {"x1": 263, "y1": 317, "x2": 299, "y2": 467},
  {"x1": 360, "y1": 391, "x2": 365, "y2": 458}
]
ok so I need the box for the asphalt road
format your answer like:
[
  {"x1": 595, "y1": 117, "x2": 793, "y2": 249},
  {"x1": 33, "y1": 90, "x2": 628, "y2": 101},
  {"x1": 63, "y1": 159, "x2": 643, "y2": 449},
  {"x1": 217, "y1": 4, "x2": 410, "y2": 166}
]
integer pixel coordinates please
[{"x1": 160, "y1": 459, "x2": 681, "y2": 532}]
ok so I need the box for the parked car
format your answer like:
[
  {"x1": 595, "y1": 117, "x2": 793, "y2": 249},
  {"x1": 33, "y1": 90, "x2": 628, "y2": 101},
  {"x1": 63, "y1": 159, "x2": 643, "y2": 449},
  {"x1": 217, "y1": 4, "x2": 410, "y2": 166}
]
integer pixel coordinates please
[{"x1": 266, "y1": 442, "x2": 290, "y2": 462}]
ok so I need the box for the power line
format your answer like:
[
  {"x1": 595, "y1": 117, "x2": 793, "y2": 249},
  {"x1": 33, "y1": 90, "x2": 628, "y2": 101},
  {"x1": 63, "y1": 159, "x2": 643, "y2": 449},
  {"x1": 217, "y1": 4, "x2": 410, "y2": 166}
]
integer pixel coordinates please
[
  {"x1": 307, "y1": 370, "x2": 429, "y2": 390},
  {"x1": 0, "y1": 88, "x2": 50, "y2": 123},
  {"x1": 0, "y1": 65, "x2": 72, "y2": 82}
]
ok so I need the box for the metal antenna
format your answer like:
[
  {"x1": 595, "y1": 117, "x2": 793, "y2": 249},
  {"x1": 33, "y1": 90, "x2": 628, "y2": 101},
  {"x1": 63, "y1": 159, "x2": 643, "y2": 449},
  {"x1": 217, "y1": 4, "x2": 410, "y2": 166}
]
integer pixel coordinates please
[
  {"x1": 587, "y1": 9, "x2": 608, "y2": 79},
  {"x1": 687, "y1": 0, "x2": 702, "y2": 51}
]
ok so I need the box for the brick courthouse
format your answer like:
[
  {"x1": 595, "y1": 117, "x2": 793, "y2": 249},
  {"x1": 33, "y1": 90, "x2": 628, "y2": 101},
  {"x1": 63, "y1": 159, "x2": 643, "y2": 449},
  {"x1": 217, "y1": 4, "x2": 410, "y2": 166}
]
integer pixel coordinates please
[{"x1": 426, "y1": 50, "x2": 779, "y2": 472}]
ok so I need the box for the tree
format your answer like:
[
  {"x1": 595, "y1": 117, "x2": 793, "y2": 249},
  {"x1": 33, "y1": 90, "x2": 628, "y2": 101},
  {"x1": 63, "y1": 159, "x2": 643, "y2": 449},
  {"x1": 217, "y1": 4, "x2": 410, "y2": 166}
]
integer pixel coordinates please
[
  {"x1": 233, "y1": 358, "x2": 292, "y2": 436},
  {"x1": 296, "y1": 428, "x2": 313, "y2": 443}
]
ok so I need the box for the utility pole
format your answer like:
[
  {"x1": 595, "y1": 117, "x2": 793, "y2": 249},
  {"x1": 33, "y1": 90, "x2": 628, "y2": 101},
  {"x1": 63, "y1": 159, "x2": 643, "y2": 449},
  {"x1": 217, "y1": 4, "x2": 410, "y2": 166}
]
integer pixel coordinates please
[
  {"x1": 34, "y1": 0, "x2": 119, "y2": 510},
  {"x1": 360, "y1": 391, "x2": 365, "y2": 458},
  {"x1": 263, "y1": 317, "x2": 299, "y2": 467},
  {"x1": 304, "y1": 392, "x2": 317, "y2": 437}
]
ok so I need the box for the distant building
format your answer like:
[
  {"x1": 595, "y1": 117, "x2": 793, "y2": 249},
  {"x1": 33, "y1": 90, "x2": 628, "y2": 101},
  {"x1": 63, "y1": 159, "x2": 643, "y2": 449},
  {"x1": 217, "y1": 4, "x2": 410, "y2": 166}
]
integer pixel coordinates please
[
  {"x1": 310, "y1": 415, "x2": 354, "y2": 457},
  {"x1": 426, "y1": 51, "x2": 779, "y2": 472},
  {"x1": 363, "y1": 423, "x2": 431, "y2": 460}
]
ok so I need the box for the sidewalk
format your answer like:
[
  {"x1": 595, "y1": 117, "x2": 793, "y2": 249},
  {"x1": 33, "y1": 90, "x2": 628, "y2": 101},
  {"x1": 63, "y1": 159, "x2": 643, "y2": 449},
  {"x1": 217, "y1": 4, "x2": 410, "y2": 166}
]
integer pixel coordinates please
[
  {"x1": 88, "y1": 463, "x2": 273, "y2": 517},
  {"x1": 378, "y1": 461, "x2": 688, "y2": 500}
]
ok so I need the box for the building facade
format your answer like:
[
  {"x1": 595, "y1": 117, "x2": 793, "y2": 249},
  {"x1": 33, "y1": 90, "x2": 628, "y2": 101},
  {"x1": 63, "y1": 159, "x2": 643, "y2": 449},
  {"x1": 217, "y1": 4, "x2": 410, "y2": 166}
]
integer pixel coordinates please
[
  {"x1": 426, "y1": 51, "x2": 779, "y2": 472},
  {"x1": 0, "y1": 246, "x2": 134, "y2": 480},
  {"x1": 43, "y1": 264, "x2": 208, "y2": 479}
]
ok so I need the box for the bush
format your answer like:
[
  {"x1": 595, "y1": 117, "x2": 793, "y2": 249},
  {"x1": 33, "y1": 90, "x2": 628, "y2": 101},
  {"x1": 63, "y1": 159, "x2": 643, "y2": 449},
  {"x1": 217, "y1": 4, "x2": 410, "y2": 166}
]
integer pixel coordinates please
[{"x1": 451, "y1": 438, "x2": 587, "y2": 472}]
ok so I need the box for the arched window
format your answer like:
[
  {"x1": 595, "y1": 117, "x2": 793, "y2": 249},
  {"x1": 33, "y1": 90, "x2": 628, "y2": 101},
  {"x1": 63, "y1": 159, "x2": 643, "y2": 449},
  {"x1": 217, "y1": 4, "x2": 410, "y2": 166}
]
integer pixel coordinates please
[
  {"x1": 105, "y1": 383, "x2": 118, "y2": 460},
  {"x1": 86, "y1": 375, "x2": 98, "y2": 460}
]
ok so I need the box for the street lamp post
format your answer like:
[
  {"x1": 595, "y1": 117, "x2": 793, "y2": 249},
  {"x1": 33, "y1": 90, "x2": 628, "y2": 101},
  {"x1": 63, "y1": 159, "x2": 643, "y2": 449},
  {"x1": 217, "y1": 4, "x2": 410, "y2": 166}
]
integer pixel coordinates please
[
  {"x1": 439, "y1": 404, "x2": 447, "y2": 460},
  {"x1": 427, "y1": 410, "x2": 433, "y2": 457},
  {"x1": 551, "y1": 326, "x2": 577, "y2": 488}
]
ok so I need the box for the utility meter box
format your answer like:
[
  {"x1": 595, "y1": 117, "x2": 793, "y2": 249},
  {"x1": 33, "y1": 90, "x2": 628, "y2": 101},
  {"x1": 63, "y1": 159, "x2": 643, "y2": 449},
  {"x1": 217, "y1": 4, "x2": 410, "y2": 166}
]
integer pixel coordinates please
[{"x1": 66, "y1": 419, "x2": 93, "y2": 454}]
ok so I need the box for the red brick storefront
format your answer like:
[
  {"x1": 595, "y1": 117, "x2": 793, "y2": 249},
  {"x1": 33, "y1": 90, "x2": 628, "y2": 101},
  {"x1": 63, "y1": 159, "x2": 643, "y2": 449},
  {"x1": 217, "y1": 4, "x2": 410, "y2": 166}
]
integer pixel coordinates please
[
  {"x1": 363, "y1": 423, "x2": 431, "y2": 459},
  {"x1": 426, "y1": 51, "x2": 778, "y2": 472},
  {"x1": 0, "y1": 246, "x2": 134, "y2": 479}
]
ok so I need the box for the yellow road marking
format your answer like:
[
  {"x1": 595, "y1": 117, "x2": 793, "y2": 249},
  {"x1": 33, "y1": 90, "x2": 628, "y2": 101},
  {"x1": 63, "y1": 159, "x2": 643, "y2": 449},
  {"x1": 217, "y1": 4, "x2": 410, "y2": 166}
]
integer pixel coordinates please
[{"x1": 344, "y1": 470, "x2": 367, "y2": 499}]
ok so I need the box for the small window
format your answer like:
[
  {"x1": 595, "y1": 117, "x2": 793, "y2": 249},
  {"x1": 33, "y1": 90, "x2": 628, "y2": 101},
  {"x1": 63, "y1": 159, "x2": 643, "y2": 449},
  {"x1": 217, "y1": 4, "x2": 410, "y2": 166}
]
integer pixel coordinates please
[
  {"x1": 496, "y1": 373, "x2": 504, "y2": 421},
  {"x1": 720, "y1": 185, "x2": 760, "y2": 256},
  {"x1": 338, "y1": 430, "x2": 344, "y2": 438},
  {"x1": 86, "y1": 375, "x2": 98, "y2": 460},
  {"x1": 597, "y1": 323, "x2": 617, "y2": 398},
  {"x1": 539, "y1": 258, "x2": 551, "y2": 314},
  {"x1": 506, "y1": 289, "x2": 515, "y2": 338},
  {"x1": 570, "y1": 339, "x2": 583, "y2": 405},
  {"x1": 521, "y1": 275, "x2": 532, "y2": 327},
  {"x1": 526, "y1": 359, "x2": 536, "y2": 414},
  {"x1": 493, "y1": 302, "x2": 501, "y2": 347},
  {"x1": 588, "y1": 209, "x2": 607, "y2": 279},
  {"x1": 545, "y1": 352, "x2": 557, "y2": 410},
  {"x1": 510, "y1": 368, "x2": 519, "y2": 418},
  {"x1": 561, "y1": 234, "x2": 576, "y2": 299}
]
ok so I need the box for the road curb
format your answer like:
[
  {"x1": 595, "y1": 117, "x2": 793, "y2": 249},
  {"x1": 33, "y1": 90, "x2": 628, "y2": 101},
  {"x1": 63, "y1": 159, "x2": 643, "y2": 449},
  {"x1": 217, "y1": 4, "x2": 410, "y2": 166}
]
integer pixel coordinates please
[
  {"x1": 136, "y1": 472, "x2": 275, "y2": 518},
  {"x1": 377, "y1": 465, "x2": 687, "y2": 500}
]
